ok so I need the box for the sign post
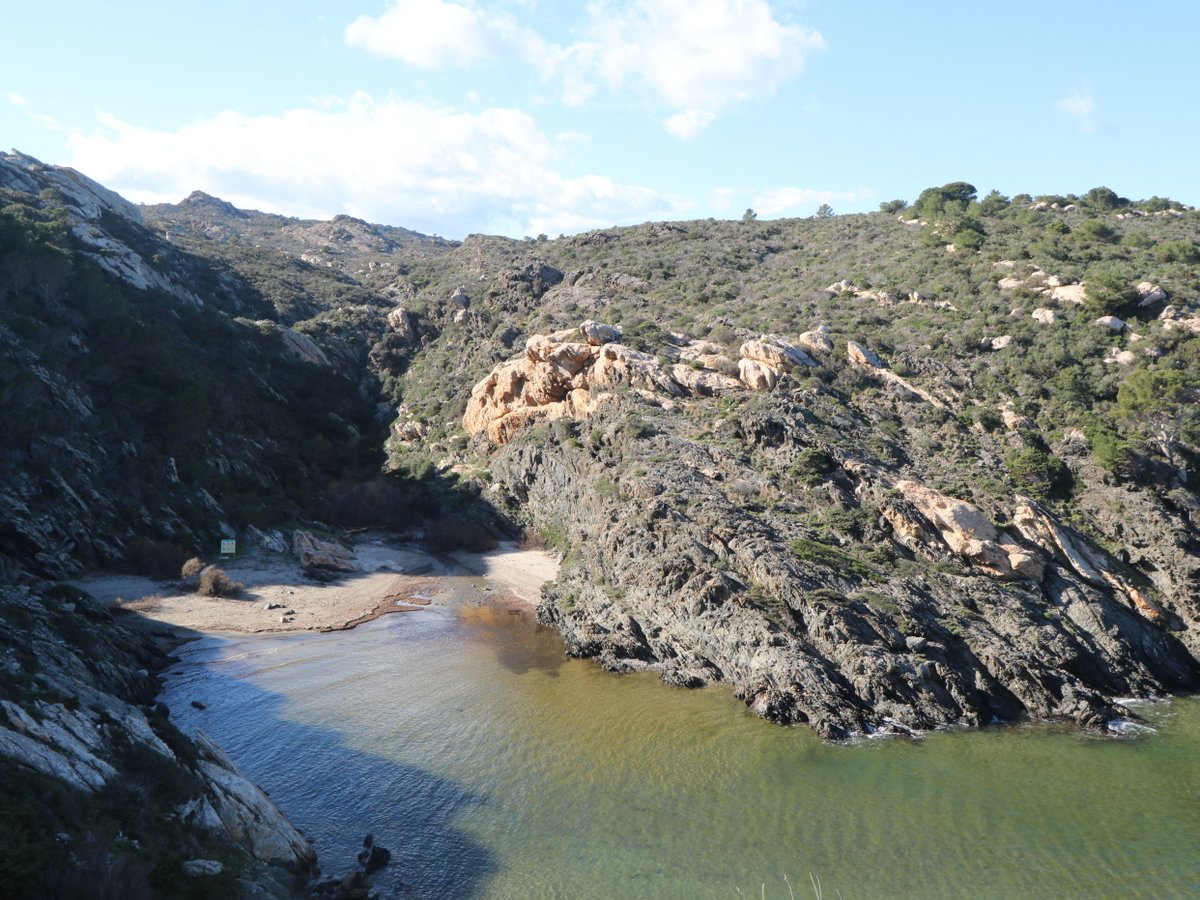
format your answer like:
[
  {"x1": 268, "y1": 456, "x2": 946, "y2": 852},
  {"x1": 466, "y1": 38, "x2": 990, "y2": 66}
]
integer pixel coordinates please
[{"x1": 219, "y1": 539, "x2": 237, "y2": 558}]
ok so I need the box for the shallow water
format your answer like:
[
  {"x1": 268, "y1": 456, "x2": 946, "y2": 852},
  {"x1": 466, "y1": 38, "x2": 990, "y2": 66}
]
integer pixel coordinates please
[{"x1": 161, "y1": 600, "x2": 1200, "y2": 899}]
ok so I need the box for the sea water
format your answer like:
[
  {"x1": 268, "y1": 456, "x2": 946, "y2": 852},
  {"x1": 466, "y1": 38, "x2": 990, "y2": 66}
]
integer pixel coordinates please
[{"x1": 160, "y1": 600, "x2": 1200, "y2": 899}]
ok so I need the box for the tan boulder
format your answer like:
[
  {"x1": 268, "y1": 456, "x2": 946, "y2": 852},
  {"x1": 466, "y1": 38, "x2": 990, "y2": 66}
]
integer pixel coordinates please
[
  {"x1": 846, "y1": 341, "x2": 885, "y2": 368},
  {"x1": 1012, "y1": 497, "x2": 1167, "y2": 624},
  {"x1": 1001, "y1": 406, "x2": 1035, "y2": 431},
  {"x1": 1052, "y1": 284, "x2": 1087, "y2": 305},
  {"x1": 1031, "y1": 308, "x2": 1055, "y2": 325},
  {"x1": 740, "y1": 338, "x2": 817, "y2": 372},
  {"x1": 738, "y1": 358, "x2": 779, "y2": 391},
  {"x1": 672, "y1": 364, "x2": 741, "y2": 396},
  {"x1": 591, "y1": 344, "x2": 684, "y2": 396},
  {"x1": 797, "y1": 325, "x2": 833, "y2": 356},
  {"x1": 579, "y1": 319, "x2": 621, "y2": 345},
  {"x1": 1136, "y1": 282, "x2": 1167, "y2": 306},
  {"x1": 893, "y1": 480, "x2": 1042, "y2": 581}
]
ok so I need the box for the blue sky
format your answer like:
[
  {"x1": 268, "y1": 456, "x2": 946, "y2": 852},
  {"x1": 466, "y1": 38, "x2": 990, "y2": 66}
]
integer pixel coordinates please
[{"x1": 4, "y1": 1, "x2": 1197, "y2": 238}]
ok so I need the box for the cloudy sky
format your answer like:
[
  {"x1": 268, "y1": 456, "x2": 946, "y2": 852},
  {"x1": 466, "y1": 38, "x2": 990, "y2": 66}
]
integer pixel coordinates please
[{"x1": 4, "y1": 1, "x2": 1198, "y2": 238}]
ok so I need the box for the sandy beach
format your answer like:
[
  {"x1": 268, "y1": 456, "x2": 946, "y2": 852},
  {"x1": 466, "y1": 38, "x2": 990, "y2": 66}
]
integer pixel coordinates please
[{"x1": 70, "y1": 537, "x2": 559, "y2": 637}]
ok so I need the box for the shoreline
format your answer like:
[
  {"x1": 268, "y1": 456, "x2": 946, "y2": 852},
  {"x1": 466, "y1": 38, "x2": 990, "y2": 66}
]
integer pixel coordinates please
[{"x1": 72, "y1": 537, "x2": 559, "y2": 642}]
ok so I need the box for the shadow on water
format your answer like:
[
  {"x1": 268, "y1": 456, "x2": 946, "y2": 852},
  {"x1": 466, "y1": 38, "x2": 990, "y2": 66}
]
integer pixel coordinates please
[{"x1": 156, "y1": 622, "x2": 497, "y2": 899}]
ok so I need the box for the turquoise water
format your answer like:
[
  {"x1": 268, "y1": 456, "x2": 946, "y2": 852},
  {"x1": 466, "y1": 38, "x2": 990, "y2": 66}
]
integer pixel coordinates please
[{"x1": 161, "y1": 602, "x2": 1200, "y2": 899}]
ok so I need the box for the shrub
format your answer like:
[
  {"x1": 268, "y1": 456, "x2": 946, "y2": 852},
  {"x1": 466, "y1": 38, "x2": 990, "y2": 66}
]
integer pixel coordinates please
[
  {"x1": 180, "y1": 557, "x2": 204, "y2": 579},
  {"x1": 1004, "y1": 446, "x2": 1070, "y2": 498},
  {"x1": 197, "y1": 566, "x2": 243, "y2": 597},
  {"x1": 123, "y1": 540, "x2": 191, "y2": 580}
]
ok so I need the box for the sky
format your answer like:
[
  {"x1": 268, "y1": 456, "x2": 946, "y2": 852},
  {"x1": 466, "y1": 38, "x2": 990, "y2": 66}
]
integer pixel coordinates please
[{"x1": 4, "y1": 1, "x2": 1199, "y2": 239}]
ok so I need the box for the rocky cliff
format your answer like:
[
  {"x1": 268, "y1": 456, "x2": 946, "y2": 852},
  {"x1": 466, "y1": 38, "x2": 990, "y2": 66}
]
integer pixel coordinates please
[
  {"x1": 0, "y1": 583, "x2": 314, "y2": 897},
  {"x1": 470, "y1": 327, "x2": 1197, "y2": 738}
]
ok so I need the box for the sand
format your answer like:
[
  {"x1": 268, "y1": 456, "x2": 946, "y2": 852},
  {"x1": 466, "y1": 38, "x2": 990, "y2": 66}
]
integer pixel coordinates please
[{"x1": 70, "y1": 538, "x2": 559, "y2": 638}]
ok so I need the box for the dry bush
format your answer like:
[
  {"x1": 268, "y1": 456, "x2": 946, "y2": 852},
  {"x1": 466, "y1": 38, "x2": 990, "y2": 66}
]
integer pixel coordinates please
[
  {"x1": 519, "y1": 529, "x2": 549, "y2": 551},
  {"x1": 197, "y1": 566, "x2": 243, "y2": 597},
  {"x1": 180, "y1": 557, "x2": 204, "y2": 579},
  {"x1": 122, "y1": 540, "x2": 191, "y2": 580},
  {"x1": 425, "y1": 514, "x2": 499, "y2": 553}
]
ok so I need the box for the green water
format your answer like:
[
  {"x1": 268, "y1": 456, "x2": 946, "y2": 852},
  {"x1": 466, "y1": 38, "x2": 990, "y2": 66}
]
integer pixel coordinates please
[{"x1": 162, "y1": 601, "x2": 1200, "y2": 898}]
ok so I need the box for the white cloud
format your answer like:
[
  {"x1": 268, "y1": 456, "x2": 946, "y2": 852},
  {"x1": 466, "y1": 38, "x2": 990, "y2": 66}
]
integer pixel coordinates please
[
  {"x1": 64, "y1": 94, "x2": 690, "y2": 238},
  {"x1": 543, "y1": 0, "x2": 825, "y2": 133},
  {"x1": 345, "y1": 0, "x2": 493, "y2": 68},
  {"x1": 7, "y1": 92, "x2": 29, "y2": 106},
  {"x1": 749, "y1": 186, "x2": 871, "y2": 217},
  {"x1": 342, "y1": 2, "x2": 826, "y2": 135},
  {"x1": 29, "y1": 112, "x2": 65, "y2": 132},
  {"x1": 663, "y1": 109, "x2": 716, "y2": 139},
  {"x1": 1057, "y1": 81, "x2": 1099, "y2": 134}
]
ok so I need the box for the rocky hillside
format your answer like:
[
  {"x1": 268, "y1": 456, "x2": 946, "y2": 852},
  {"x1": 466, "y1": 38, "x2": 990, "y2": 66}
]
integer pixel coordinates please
[
  {"x1": 2, "y1": 155, "x2": 1199, "y2": 801},
  {"x1": 0, "y1": 582, "x2": 315, "y2": 898}
]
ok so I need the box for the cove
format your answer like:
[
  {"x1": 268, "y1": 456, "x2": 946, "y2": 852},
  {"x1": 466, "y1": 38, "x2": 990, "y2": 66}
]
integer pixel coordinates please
[{"x1": 160, "y1": 600, "x2": 1200, "y2": 899}]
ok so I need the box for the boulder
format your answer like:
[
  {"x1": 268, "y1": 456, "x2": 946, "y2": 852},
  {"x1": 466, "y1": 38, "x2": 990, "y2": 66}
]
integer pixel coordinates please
[
  {"x1": 293, "y1": 531, "x2": 357, "y2": 576},
  {"x1": 892, "y1": 480, "x2": 1043, "y2": 581},
  {"x1": 1050, "y1": 284, "x2": 1087, "y2": 305},
  {"x1": 797, "y1": 325, "x2": 833, "y2": 356},
  {"x1": 579, "y1": 320, "x2": 621, "y2": 346},
  {"x1": 278, "y1": 329, "x2": 331, "y2": 367},
  {"x1": 450, "y1": 286, "x2": 470, "y2": 309},
  {"x1": 391, "y1": 419, "x2": 428, "y2": 443},
  {"x1": 183, "y1": 860, "x2": 223, "y2": 877},
  {"x1": 739, "y1": 338, "x2": 816, "y2": 372},
  {"x1": 1093, "y1": 315, "x2": 1126, "y2": 333},
  {"x1": 846, "y1": 341, "x2": 885, "y2": 368},
  {"x1": 1031, "y1": 308, "x2": 1055, "y2": 325},
  {"x1": 671, "y1": 364, "x2": 741, "y2": 396},
  {"x1": 979, "y1": 335, "x2": 1013, "y2": 351},
  {"x1": 1136, "y1": 282, "x2": 1167, "y2": 306},
  {"x1": 591, "y1": 344, "x2": 684, "y2": 396},
  {"x1": 386, "y1": 306, "x2": 415, "y2": 339},
  {"x1": 1001, "y1": 406, "x2": 1035, "y2": 431},
  {"x1": 737, "y1": 358, "x2": 779, "y2": 391}
]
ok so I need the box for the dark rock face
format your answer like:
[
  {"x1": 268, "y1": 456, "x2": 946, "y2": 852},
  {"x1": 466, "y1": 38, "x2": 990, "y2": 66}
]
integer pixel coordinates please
[{"x1": 487, "y1": 394, "x2": 1200, "y2": 740}]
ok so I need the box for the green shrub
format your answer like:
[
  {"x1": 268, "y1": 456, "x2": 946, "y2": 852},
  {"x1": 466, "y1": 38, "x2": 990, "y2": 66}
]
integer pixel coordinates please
[{"x1": 1004, "y1": 446, "x2": 1070, "y2": 498}]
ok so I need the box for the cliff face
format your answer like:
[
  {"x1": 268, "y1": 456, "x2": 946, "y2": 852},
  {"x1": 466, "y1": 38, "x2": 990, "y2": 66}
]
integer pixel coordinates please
[
  {"x1": 0, "y1": 152, "x2": 381, "y2": 581},
  {"x1": 481, "y1": 376, "x2": 1197, "y2": 739}
]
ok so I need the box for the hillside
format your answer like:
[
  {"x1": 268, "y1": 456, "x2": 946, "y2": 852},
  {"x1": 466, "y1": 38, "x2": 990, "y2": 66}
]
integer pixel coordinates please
[{"x1": 2, "y1": 153, "x2": 1200, "y2": 890}]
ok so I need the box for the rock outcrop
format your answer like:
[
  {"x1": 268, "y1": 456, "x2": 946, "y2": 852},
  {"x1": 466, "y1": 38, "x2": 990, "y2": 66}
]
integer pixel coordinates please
[
  {"x1": 294, "y1": 531, "x2": 358, "y2": 577},
  {"x1": 193, "y1": 730, "x2": 317, "y2": 871},
  {"x1": 0, "y1": 584, "x2": 317, "y2": 892},
  {"x1": 464, "y1": 323, "x2": 747, "y2": 443},
  {"x1": 845, "y1": 462, "x2": 1043, "y2": 581}
]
